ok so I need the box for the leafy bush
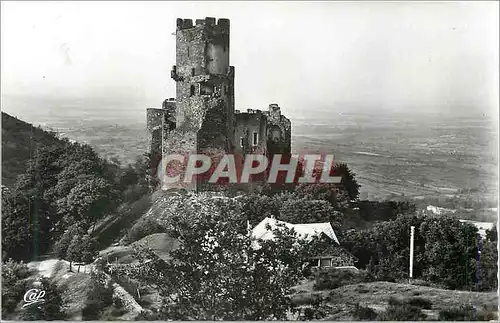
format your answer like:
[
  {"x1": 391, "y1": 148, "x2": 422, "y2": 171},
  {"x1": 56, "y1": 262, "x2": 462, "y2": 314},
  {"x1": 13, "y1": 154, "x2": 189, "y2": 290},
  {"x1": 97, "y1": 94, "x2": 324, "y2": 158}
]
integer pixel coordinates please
[
  {"x1": 1, "y1": 259, "x2": 31, "y2": 316},
  {"x1": 134, "y1": 310, "x2": 160, "y2": 321},
  {"x1": 82, "y1": 270, "x2": 114, "y2": 320},
  {"x1": 351, "y1": 304, "x2": 378, "y2": 320},
  {"x1": 20, "y1": 277, "x2": 67, "y2": 321},
  {"x1": 377, "y1": 304, "x2": 427, "y2": 321},
  {"x1": 407, "y1": 297, "x2": 432, "y2": 310},
  {"x1": 313, "y1": 268, "x2": 365, "y2": 290},
  {"x1": 127, "y1": 217, "x2": 165, "y2": 243},
  {"x1": 303, "y1": 307, "x2": 327, "y2": 320},
  {"x1": 387, "y1": 297, "x2": 403, "y2": 306},
  {"x1": 438, "y1": 304, "x2": 486, "y2": 321},
  {"x1": 386, "y1": 296, "x2": 432, "y2": 311},
  {"x1": 302, "y1": 295, "x2": 327, "y2": 320},
  {"x1": 343, "y1": 213, "x2": 483, "y2": 290}
]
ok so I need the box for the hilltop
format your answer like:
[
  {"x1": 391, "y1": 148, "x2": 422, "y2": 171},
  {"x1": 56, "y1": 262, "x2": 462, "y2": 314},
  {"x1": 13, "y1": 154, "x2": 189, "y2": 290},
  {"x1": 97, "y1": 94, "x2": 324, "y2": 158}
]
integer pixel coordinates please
[{"x1": 1, "y1": 112, "x2": 64, "y2": 187}]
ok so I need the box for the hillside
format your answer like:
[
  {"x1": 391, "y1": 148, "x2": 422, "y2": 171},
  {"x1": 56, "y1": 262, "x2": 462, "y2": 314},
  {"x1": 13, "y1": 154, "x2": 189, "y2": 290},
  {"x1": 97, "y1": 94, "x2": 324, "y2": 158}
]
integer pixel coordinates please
[
  {"x1": 292, "y1": 280, "x2": 498, "y2": 320},
  {"x1": 1, "y1": 112, "x2": 64, "y2": 187},
  {"x1": 15, "y1": 258, "x2": 497, "y2": 321}
]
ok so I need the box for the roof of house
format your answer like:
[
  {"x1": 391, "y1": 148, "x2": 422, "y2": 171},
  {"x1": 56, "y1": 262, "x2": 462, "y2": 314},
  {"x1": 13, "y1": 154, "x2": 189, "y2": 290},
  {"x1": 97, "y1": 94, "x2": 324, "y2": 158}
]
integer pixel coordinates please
[
  {"x1": 314, "y1": 243, "x2": 358, "y2": 260},
  {"x1": 459, "y1": 219, "x2": 495, "y2": 238},
  {"x1": 251, "y1": 217, "x2": 340, "y2": 245}
]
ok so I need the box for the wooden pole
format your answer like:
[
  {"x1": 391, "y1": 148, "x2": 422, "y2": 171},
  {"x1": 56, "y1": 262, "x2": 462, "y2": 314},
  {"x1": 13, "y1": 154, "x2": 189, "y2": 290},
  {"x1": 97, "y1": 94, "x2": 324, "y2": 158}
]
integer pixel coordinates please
[{"x1": 409, "y1": 226, "x2": 415, "y2": 280}]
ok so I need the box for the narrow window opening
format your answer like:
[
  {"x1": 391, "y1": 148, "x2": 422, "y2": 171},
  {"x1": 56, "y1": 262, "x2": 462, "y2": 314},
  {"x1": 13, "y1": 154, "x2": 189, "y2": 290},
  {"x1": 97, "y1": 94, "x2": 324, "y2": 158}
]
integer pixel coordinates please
[
  {"x1": 240, "y1": 137, "x2": 244, "y2": 147},
  {"x1": 190, "y1": 85, "x2": 195, "y2": 96},
  {"x1": 187, "y1": 47, "x2": 190, "y2": 57},
  {"x1": 252, "y1": 132, "x2": 258, "y2": 146},
  {"x1": 191, "y1": 68, "x2": 195, "y2": 76}
]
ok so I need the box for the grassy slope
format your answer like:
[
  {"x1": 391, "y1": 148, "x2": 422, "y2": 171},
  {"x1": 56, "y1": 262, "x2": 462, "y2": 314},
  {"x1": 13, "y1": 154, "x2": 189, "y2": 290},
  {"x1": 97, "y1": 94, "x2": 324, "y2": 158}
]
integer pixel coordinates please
[
  {"x1": 292, "y1": 280, "x2": 498, "y2": 320},
  {"x1": 1, "y1": 112, "x2": 63, "y2": 187}
]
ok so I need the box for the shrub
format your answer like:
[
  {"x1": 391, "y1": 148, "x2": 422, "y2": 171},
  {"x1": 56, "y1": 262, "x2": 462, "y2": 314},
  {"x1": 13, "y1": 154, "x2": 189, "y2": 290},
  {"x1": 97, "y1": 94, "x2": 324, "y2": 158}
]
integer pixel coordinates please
[
  {"x1": 438, "y1": 304, "x2": 486, "y2": 321},
  {"x1": 82, "y1": 270, "x2": 114, "y2": 320},
  {"x1": 123, "y1": 184, "x2": 149, "y2": 203},
  {"x1": 20, "y1": 277, "x2": 67, "y2": 320},
  {"x1": 407, "y1": 297, "x2": 432, "y2": 310},
  {"x1": 377, "y1": 304, "x2": 427, "y2": 321},
  {"x1": 313, "y1": 268, "x2": 361, "y2": 290},
  {"x1": 127, "y1": 217, "x2": 165, "y2": 243},
  {"x1": 135, "y1": 310, "x2": 160, "y2": 321},
  {"x1": 2, "y1": 259, "x2": 31, "y2": 315},
  {"x1": 302, "y1": 305, "x2": 328, "y2": 320},
  {"x1": 387, "y1": 297, "x2": 403, "y2": 306},
  {"x1": 351, "y1": 304, "x2": 378, "y2": 320},
  {"x1": 113, "y1": 297, "x2": 124, "y2": 309}
]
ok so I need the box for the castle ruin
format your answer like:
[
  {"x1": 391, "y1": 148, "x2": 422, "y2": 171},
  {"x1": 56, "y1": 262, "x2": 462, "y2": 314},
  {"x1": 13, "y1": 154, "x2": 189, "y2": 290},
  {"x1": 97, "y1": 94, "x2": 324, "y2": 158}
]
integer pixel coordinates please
[{"x1": 147, "y1": 17, "x2": 291, "y2": 188}]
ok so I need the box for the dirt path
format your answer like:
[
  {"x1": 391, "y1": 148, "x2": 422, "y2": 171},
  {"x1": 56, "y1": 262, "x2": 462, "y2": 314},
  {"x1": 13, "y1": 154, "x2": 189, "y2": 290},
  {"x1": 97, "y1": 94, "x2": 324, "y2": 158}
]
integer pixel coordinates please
[{"x1": 26, "y1": 258, "x2": 144, "y2": 320}]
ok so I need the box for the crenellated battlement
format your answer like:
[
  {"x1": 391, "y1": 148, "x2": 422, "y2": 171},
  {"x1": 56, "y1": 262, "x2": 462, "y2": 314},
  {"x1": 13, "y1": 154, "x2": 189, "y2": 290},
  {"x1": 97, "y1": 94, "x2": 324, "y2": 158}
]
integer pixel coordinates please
[{"x1": 176, "y1": 17, "x2": 230, "y2": 32}]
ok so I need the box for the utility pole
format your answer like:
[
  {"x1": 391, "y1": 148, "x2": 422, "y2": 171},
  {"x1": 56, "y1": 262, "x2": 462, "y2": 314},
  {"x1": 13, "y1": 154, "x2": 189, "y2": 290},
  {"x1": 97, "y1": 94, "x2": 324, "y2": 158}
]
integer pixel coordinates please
[{"x1": 409, "y1": 226, "x2": 415, "y2": 282}]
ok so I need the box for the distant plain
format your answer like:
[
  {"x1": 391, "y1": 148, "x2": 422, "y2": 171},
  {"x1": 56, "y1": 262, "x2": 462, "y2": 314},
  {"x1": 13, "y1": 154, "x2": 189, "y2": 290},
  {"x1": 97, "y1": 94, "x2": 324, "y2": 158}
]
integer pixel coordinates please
[{"x1": 3, "y1": 95, "x2": 498, "y2": 215}]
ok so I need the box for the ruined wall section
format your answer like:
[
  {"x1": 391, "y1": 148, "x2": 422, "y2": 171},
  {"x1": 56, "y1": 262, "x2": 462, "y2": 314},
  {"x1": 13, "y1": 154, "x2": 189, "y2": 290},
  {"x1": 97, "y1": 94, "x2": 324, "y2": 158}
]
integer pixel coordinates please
[
  {"x1": 265, "y1": 104, "x2": 292, "y2": 155},
  {"x1": 234, "y1": 110, "x2": 268, "y2": 155},
  {"x1": 146, "y1": 108, "x2": 164, "y2": 163},
  {"x1": 161, "y1": 98, "x2": 177, "y2": 158}
]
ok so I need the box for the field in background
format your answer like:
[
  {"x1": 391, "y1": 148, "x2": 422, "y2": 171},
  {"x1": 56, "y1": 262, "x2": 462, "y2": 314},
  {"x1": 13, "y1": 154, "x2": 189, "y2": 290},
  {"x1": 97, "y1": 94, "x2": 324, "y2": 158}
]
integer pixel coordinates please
[{"x1": 3, "y1": 95, "x2": 498, "y2": 214}]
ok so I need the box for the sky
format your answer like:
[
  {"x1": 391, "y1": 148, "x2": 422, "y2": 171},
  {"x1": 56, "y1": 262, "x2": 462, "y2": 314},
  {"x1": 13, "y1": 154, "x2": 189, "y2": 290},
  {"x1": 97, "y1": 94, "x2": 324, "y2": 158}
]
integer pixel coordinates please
[{"x1": 1, "y1": 1, "x2": 499, "y2": 118}]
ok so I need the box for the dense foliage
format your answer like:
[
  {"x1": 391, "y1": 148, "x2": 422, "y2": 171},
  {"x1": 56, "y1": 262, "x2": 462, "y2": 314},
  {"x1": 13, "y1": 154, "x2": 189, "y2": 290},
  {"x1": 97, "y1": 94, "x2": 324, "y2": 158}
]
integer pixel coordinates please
[
  {"x1": 111, "y1": 192, "x2": 322, "y2": 320},
  {"x1": 1, "y1": 259, "x2": 31, "y2": 316},
  {"x1": 81, "y1": 270, "x2": 114, "y2": 320},
  {"x1": 1, "y1": 112, "x2": 63, "y2": 186},
  {"x1": 342, "y1": 213, "x2": 497, "y2": 290},
  {"x1": 20, "y1": 277, "x2": 67, "y2": 321},
  {"x1": 1, "y1": 127, "x2": 153, "y2": 261}
]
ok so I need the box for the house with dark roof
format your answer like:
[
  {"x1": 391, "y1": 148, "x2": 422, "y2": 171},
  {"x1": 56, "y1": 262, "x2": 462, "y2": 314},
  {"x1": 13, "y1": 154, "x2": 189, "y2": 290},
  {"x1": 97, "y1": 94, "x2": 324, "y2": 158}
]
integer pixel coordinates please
[{"x1": 251, "y1": 217, "x2": 358, "y2": 269}]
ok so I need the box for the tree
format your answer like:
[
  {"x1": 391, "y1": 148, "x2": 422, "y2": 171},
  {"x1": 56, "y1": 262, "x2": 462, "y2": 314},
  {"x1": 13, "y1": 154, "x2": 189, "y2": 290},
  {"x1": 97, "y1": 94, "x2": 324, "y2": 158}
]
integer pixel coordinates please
[
  {"x1": 477, "y1": 234, "x2": 498, "y2": 291},
  {"x1": 295, "y1": 183, "x2": 338, "y2": 206},
  {"x1": 66, "y1": 234, "x2": 98, "y2": 272},
  {"x1": 20, "y1": 277, "x2": 66, "y2": 321},
  {"x1": 52, "y1": 223, "x2": 86, "y2": 260},
  {"x1": 239, "y1": 193, "x2": 280, "y2": 227},
  {"x1": 2, "y1": 190, "x2": 34, "y2": 261},
  {"x1": 342, "y1": 213, "x2": 481, "y2": 289},
  {"x1": 485, "y1": 226, "x2": 497, "y2": 242},
  {"x1": 331, "y1": 163, "x2": 360, "y2": 201},
  {"x1": 277, "y1": 194, "x2": 341, "y2": 225},
  {"x1": 420, "y1": 216, "x2": 478, "y2": 289},
  {"x1": 2, "y1": 138, "x2": 122, "y2": 261},
  {"x1": 2, "y1": 259, "x2": 31, "y2": 316},
  {"x1": 81, "y1": 270, "x2": 114, "y2": 320},
  {"x1": 56, "y1": 176, "x2": 117, "y2": 231},
  {"x1": 114, "y1": 192, "x2": 318, "y2": 320}
]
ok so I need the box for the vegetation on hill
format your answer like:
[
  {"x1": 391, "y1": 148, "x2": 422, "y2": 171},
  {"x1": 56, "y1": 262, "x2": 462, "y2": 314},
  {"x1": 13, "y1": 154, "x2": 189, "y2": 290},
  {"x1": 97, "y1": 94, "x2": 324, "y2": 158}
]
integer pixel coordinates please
[
  {"x1": 108, "y1": 192, "x2": 327, "y2": 320},
  {"x1": 1, "y1": 112, "x2": 63, "y2": 187},
  {"x1": 1, "y1": 113, "x2": 497, "y2": 320},
  {"x1": 342, "y1": 213, "x2": 498, "y2": 291},
  {"x1": 1, "y1": 113, "x2": 154, "y2": 262}
]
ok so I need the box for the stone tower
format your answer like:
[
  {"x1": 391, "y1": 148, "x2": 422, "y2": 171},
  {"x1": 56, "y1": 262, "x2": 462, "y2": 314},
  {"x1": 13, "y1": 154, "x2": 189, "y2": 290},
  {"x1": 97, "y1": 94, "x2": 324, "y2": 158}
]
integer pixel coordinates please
[
  {"x1": 170, "y1": 17, "x2": 236, "y2": 153},
  {"x1": 146, "y1": 17, "x2": 292, "y2": 191}
]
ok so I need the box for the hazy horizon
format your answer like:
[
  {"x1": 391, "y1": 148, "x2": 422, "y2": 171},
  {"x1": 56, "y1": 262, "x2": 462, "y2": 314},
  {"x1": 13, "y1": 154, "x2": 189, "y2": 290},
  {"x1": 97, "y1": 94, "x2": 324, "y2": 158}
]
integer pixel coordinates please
[{"x1": 1, "y1": 1, "x2": 499, "y2": 120}]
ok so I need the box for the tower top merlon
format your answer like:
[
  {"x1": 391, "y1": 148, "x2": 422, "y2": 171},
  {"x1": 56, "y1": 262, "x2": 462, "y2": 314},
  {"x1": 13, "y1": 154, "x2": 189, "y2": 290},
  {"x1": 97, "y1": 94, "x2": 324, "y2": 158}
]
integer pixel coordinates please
[{"x1": 176, "y1": 17, "x2": 230, "y2": 31}]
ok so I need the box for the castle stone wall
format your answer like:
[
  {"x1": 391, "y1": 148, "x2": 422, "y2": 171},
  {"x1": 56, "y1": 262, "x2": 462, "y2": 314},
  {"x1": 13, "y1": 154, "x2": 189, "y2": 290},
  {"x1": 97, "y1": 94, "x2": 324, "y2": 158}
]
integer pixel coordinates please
[
  {"x1": 147, "y1": 17, "x2": 292, "y2": 191},
  {"x1": 265, "y1": 104, "x2": 292, "y2": 155},
  {"x1": 234, "y1": 110, "x2": 268, "y2": 155},
  {"x1": 146, "y1": 108, "x2": 164, "y2": 161}
]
